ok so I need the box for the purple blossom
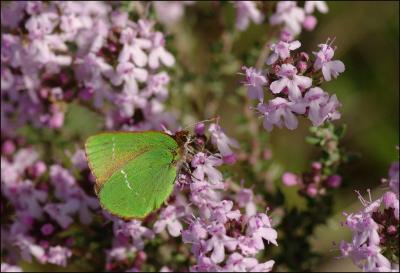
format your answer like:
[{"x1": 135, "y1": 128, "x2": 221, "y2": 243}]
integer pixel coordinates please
[
  {"x1": 247, "y1": 213, "x2": 278, "y2": 247},
  {"x1": 209, "y1": 200, "x2": 241, "y2": 223},
  {"x1": 303, "y1": 87, "x2": 341, "y2": 126},
  {"x1": 325, "y1": 175, "x2": 342, "y2": 188},
  {"x1": 269, "y1": 1, "x2": 306, "y2": 36},
  {"x1": 41, "y1": 223, "x2": 55, "y2": 236},
  {"x1": 303, "y1": 15, "x2": 317, "y2": 31},
  {"x1": 241, "y1": 66, "x2": 268, "y2": 101},
  {"x1": 304, "y1": 1, "x2": 329, "y2": 14},
  {"x1": 44, "y1": 201, "x2": 77, "y2": 229},
  {"x1": 261, "y1": 97, "x2": 306, "y2": 131},
  {"x1": 70, "y1": 149, "x2": 88, "y2": 170},
  {"x1": 153, "y1": 205, "x2": 185, "y2": 237},
  {"x1": 114, "y1": 220, "x2": 155, "y2": 250},
  {"x1": 46, "y1": 246, "x2": 72, "y2": 267},
  {"x1": 15, "y1": 235, "x2": 46, "y2": 263},
  {"x1": 209, "y1": 123, "x2": 240, "y2": 163},
  {"x1": 236, "y1": 188, "x2": 257, "y2": 216},
  {"x1": 191, "y1": 152, "x2": 224, "y2": 186},
  {"x1": 190, "y1": 255, "x2": 222, "y2": 272},
  {"x1": 266, "y1": 40, "x2": 301, "y2": 65},
  {"x1": 119, "y1": 27, "x2": 151, "y2": 67},
  {"x1": 153, "y1": 1, "x2": 193, "y2": 25},
  {"x1": 282, "y1": 172, "x2": 299, "y2": 186},
  {"x1": 148, "y1": 32, "x2": 175, "y2": 69},
  {"x1": 224, "y1": 253, "x2": 275, "y2": 272},
  {"x1": 341, "y1": 179, "x2": 399, "y2": 272},
  {"x1": 234, "y1": 1, "x2": 264, "y2": 31},
  {"x1": 270, "y1": 63, "x2": 312, "y2": 100},
  {"x1": 205, "y1": 223, "x2": 237, "y2": 263},
  {"x1": 313, "y1": 42, "x2": 345, "y2": 81},
  {"x1": 1, "y1": 263, "x2": 22, "y2": 272},
  {"x1": 182, "y1": 219, "x2": 208, "y2": 246}
]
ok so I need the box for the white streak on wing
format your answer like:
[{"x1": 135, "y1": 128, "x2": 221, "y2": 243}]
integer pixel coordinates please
[
  {"x1": 120, "y1": 169, "x2": 132, "y2": 190},
  {"x1": 111, "y1": 136, "x2": 115, "y2": 160}
]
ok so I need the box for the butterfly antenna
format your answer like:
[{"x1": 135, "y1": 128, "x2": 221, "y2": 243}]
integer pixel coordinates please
[{"x1": 182, "y1": 116, "x2": 220, "y2": 131}]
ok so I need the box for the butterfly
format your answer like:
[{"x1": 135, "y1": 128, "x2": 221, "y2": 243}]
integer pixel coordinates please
[{"x1": 85, "y1": 130, "x2": 189, "y2": 219}]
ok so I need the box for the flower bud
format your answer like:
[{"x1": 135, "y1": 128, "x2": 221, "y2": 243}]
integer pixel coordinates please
[
  {"x1": 2, "y1": 140, "x2": 16, "y2": 155},
  {"x1": 282, "y1": 172, "x2": 298, "y2": 186},
  {"x1": 307, "y1": 184, "x2": 318, "y2": 197},
  {"x1": 326, "y1": 175, "x2": 342, "y2": 188},
  {"x1": 41, "y1": 223, "x2": 55, "y2": 236},
  {"x1": 195, "y1": 122, "x2": 205, "y2": 135},
  {"x1": 303, "y1": 15, "x2": 317, "y2": 31},
  {"x1": 297, "y1": 61, "x2": 308, "y2": 74}
]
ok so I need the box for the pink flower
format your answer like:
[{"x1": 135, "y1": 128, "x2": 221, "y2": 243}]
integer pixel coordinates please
[
  {"x1": 250, "y1": 260, "x2": 275, "y2": 272},
  {"x1": 224, "y1": 253, "x2": 258, "y2": 272},
  {"x1": 242, "y1": 66, "x2": 268, "y2": 101},
  {"x1": 153, "y1": 205, "x2": 185, "y2": 237},
  {"x1": 112, "y1": 62, "x2": 148, "y2": 93},
  {"x1": 234, "y1": 1, "x2": 264, "y2": 31},
  {"x1": 41, "y1": 223, "x2": 55, "y2": 236},
  {"x1": 247, "y1": 213, "x2": 278, "y2": 247},
  {"x1": 190, "y1": 256, "x2": 222, "y2": 272},
  {"x1": 303, "y1": 87, "x2": 328, "y2": 125},
  {"x1": 148, "y1": 32, "x2": 175, "y2": 69},
  {"x1": 209, "y1": 124, "x2": 240, "y2": 163},
  {"x1": 210, "y1": 200, "x2": 241, "y2": 223},
  {"x1": 191, "y1": 152, "x2": 224, "y2": 186},
  {"x1": 237, "y1": 237, "x2": 260, "y2": 256},
  {"x1": 303, "y1": 87, "x2": 341, "y2": 126},
  {"x1": 304, "y1": 1, "x2": 328, "y2": 14},
  {"x1": 2, "y1": 140, "x2": 16, "y2": 155},
  {"x1": 302, "y1": 15, "x2": 317, "y2": 31},
  {"x1": 224, "y1": 252, "x2": 275, "y2": 272},
  {"x1": 119, "y1": 27, "x2": 151, "y2": 67},
  {"x1": 262, "y1": 97, "x2": 306, "y2": 131},
  {"x1": 206, "y1": 223, "x2": 237, "y2": 263},
  {"x1": 266, "y1": 40, "x2": 301, "y2": 65},
  {"x1": 313, "y1": 42, "x2": 345, "y2": 81},
  {"x1": 43, "y1": 201, "x2": 78, "y2": 229},
  {"x1": 1, "y1": 263, "x2": 22, "y2": 272},
  {"x1": 70, "y1": 149, "x2": 87, "y2": 170},
  {"x1": 282, "y1": 172, "x2": 299, "y2": 186},
  {"x1": 114, "y1": 220, "x2": 155, "y2": 250},
  {"x1": 15, "y1": 235, "x2": 46, "y2": 263},
  {"x1": 236, "y1": 188, "x2": 257, "y2": 216},
  {"x1": 46, "y1": 246, "x2": 72, "y2": 267},
  {"x1": 269, "y1": 1, "x2": 305, "y2": 36},
  {"x1": 270, "y1": 64, "x2": 312, "y2": 100},
  {"x1": 326, "y1": 175, "x2": 342, "y2": 188},
  {"x1": 153, "y1": 1, "x2": 192, "y2": 25}
]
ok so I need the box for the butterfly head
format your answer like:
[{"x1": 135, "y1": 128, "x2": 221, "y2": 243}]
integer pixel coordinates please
[{"x1": 173, "y1": 130, "x2": 191, "y2": 147}]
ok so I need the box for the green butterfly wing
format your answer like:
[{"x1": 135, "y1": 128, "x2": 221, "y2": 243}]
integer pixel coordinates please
[
  {"x1": 98, "y1": 148, "x2": 177, "y2": 218},
  {"x1": 85, "y1": 131, "x2": 180, "y2": 219}
]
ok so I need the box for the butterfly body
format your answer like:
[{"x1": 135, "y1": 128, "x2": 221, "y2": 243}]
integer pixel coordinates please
[{"x1": 85, "y1": 131, "x2": 187, "y2": 219}]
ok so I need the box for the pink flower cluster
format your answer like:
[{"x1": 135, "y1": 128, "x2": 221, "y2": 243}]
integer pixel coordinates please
[
  {"x1": 1, "y1": 1, "x2": 176, "y2": 136},
  {"x1": 340, "y1": 161, "x2": 399, "y2": 272},
  {"x1": 242, "y1": 37, "x2": 344, "y2": 132},
  {"x1": 234, "y1": 1, "x2": 264, "y2": 31},
  {"x1": 270, "y1": 1, "x2": 328, "y2": 39},
  {"x1": 180, "y1": 123, "x2": 277, "y2": 272},
  {"x1": 1, "y1": 139, "x2": 99, "y2": 268},
  {"x1": 282, "y1": 161, "x2": 342, "y2": 198}
]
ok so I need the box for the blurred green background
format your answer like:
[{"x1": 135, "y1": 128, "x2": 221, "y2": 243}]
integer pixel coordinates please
[{"x1": 167, "y1": 1, "x2": 399, "y2": 271}]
